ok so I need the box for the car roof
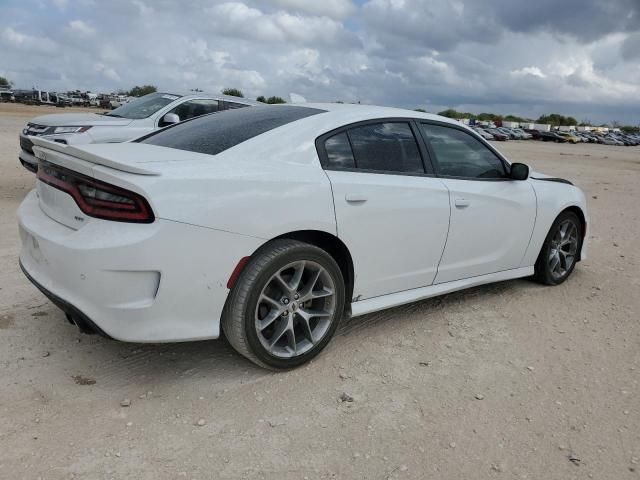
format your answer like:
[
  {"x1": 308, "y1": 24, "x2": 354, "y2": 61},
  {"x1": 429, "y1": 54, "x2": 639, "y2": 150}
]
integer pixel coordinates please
[
  {"x1": 162, "y1": 92, "x2": 262, "y2": 106},
  {"x1": 265, "y1": 102, "x2": 467, "y2": 132}
]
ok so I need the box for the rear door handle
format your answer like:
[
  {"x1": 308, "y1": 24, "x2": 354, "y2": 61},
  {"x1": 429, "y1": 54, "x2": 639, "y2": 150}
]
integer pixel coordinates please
[
  {"x1": 345, "y1": 193, "x2": 368, "y2": 203},
  {"x1": 454, "y1": 197, "x2": 470, "y2": 208}
]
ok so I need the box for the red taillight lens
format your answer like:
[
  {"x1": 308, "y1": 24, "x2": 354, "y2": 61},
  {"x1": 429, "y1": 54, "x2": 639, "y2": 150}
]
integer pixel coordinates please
[{"x1": 37, "y1": 160, "x2": 155, "y2": 223}]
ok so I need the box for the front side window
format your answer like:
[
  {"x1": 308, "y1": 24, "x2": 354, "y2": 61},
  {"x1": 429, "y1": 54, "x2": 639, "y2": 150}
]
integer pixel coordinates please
[
  {"x1": 162, "y1": 99, "x2": 220, "y2": 126},
  {"x1": 420, "y1": 123, "x2": 507, "y2": 179},
  {"x1": 348, "y1": 122, "x2": 424, "y2": 174}
]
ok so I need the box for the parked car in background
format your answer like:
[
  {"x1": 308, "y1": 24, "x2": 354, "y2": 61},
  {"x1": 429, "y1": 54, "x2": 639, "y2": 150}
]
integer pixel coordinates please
[
  {"x1": 472, "y1": 126, "x2": 494, "y2": 140},
  {"x1": 512, "y1": 128, "x2": 533, "y2": 139},
  {"x1": 555, "y1": 132, "x2": 580, "y2": 144},
  {"x1": 602, "y1": 135, "x2": 623, "y2": 146},
  {"x1": 485, "y1": 128, "x2": 509, "y2": 141},
  {"x1": 18, "y1": 92, "x2": 261, "y2": 172},
  {"x1": 18, "y1": 104, "x2": 588, "y2": 369},
  {"x1": 497, "y1": 127, "x2": 519, "y2": 139},
  {"x1": 524, "y1": 129, "x2": 542, "y2": 139},
  {"x1": 539, "y1": 131, "x2": 567, "y2": 143}
]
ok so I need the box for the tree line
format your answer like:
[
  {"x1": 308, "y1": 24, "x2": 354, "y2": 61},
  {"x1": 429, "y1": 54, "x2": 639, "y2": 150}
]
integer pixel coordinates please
[{"x1": 435, "y1": 108, "x2": 580, "y2": 127}]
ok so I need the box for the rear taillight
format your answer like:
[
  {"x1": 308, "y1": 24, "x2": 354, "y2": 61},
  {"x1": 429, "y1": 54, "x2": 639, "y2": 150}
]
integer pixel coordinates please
[{"x1": 37, "y1": 160, "x2": 155, "y2": 223}]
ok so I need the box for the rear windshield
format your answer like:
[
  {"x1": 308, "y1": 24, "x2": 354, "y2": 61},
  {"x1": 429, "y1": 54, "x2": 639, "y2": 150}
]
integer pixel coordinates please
[{"x1": 139, "y1": 106, "x2": 326, "y2": 156}]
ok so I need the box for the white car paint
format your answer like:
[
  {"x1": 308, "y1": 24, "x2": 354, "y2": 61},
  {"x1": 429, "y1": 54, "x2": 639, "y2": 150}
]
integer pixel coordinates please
[
  {"x1": 17, "y1": 104, "x2": 588, "y2": 344},
  {"x1": 18, "y1": 92, "x2": 260, "y2": 171}
]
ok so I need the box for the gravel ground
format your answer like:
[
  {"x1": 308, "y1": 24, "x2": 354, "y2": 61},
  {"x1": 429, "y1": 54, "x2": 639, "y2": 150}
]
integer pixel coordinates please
[{"x1": 1, "y1": 104, "x2": 638, "y2": 479}]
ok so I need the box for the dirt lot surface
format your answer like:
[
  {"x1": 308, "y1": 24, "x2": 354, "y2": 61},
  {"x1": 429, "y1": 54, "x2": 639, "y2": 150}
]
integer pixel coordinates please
[{"x1": 1, "y1": 104, "x2": 638, "y2": 479}]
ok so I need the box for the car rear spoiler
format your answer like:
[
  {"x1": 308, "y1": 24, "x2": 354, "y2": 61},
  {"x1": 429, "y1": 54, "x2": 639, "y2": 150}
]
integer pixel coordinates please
[{"x1": 30, "y1": 136, "x2": 160, "y2": 176}]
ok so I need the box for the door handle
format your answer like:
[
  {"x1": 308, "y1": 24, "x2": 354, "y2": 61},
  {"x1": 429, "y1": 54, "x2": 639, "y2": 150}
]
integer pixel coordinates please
[
  {"x1": 454, "y1": 197, "x2": 470, "y2": 208},
  {"x1": 345, "y1": 193, "x2": 368, "y2": 203}
]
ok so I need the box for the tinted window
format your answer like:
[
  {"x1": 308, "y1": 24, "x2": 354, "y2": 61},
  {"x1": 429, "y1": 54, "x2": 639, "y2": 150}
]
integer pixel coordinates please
[
  {"x1": 421, "y1": 124, "x2": 506, "y2": 179},
  {"x1": 224, "y1": 101, "x2": 250, "y2": 109},
  {"x1": 141, "y1": 106, "x2": 326, "y2": 156},
  {"x1": 324, "y1": 132, "x2": 355, "y2": 169},
  {"x1": 348, "y1": 122, "x2": 423, "y2": 173}
]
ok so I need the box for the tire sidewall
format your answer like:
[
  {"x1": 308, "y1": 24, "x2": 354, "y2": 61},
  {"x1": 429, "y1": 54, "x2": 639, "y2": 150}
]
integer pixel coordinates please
[{"x1": 240, "y1": 243, "x2": 345, "y2": 369}]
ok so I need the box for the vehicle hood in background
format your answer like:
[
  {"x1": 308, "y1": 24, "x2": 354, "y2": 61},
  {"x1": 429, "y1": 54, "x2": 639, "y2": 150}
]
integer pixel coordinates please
[{"x1": 29, "y1": 112, "x2": 133, "y2": 127}]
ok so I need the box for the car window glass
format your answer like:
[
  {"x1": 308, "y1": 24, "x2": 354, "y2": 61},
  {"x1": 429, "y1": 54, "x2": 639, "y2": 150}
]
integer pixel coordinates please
[
  {"x1": 224, "y1": 101, "x2": 249, "y2": 109},
  {"x1": 324, "y1": 132, "x2": 355, "y2": 169},
  {"x1": 166, "y1": 99, "x2": 220, "y2": 125},
  {"x1": 421, "y1": 123, "x2": 506, "y2": 179},
  {"x1": 142, "y1": 106, "x2": 326, "y2": 156},
  {"x1": 105, "y1": 92, "x2": 178, "y2": 119},
  {"x1": 348, "y1": 122, "x2": 424, "y2": 173}
]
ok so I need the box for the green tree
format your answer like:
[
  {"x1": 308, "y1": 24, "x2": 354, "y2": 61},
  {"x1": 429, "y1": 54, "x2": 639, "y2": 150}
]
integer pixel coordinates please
[
  {"x1": 536, "y1": 113, "x2": 578, "y2": 126},
  {"x1": 265, "y1": 96, "x2": 286, "y2": 104},
  {"x1": 127, "y1": 85, "x2": 157, "y2": 97},
  {"x1": 504, "y1": 114, "x2": 527, "y2": 123},
  {"x1": 256, "y1": 95, "x2": 266, "y2": 103},
  {"x1": 414, "y1": 108, "x2": 427, "y2": 113},
  {"x1": 222, "y1": 87, "x2": 244, "y2": 98},
  {"x1": 0, "y1": 76, "x2": 11, "y2": 87}
]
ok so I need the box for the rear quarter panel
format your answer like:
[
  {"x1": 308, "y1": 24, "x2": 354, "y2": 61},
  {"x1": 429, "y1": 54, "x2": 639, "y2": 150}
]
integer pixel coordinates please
[{"x1": 92, "y1": 132, "x2": 338, "y2": 241}]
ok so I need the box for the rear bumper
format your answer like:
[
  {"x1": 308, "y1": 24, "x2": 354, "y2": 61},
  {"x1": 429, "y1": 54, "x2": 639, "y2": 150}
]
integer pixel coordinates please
[
  {"x1": 18, "y1": 189, "x2": 263, "y2": 342},
  {"x1": 20, "y1": 260, "x2": 112, "y2": 337}
]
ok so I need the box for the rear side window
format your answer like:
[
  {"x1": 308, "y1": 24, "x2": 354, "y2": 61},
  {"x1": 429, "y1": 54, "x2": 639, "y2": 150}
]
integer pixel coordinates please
[
  {"x1": 325, "y1": 132, "x2": 355, "y2": 169},
  {"x1": 347, "y1": 122, "x2": 424, "y2": 173},
  {"x1": 140, "y1": 106, "x2": 326, "y2": 156},
  {"x1": 420, "y1": 123, "x2": 507, "y2": 179}
]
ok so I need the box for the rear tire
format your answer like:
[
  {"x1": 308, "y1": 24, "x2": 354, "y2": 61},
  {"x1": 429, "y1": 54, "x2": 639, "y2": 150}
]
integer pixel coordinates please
[
  {"x1": 533, "y1": 211, "x2": 582, "y2": 285},
  {"x1": 222, "y1": 239, "x2": 345, "y2": 370}
]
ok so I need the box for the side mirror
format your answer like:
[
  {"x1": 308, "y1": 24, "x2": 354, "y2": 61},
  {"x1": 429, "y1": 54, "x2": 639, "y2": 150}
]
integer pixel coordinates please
[
  {"x1": 161, "y1": 113, "x2": 180, "y2": 126},
  {"x1": 510, "y1": 162, "x2": 529, "y2": 181}
]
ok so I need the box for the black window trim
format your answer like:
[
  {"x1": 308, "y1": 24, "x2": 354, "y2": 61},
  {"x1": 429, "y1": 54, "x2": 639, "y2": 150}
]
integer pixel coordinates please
[
  {"x1": 315, "y1": 118, "x2": 436, "y2": 178},
  {"x1": 417, "y1": 119, "x2": 514, "y2": 182}
]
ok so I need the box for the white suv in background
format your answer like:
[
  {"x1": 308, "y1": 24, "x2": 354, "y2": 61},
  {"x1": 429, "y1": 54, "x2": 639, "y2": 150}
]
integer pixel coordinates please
[{"x1": 18, "y1": 92, "x2": 260, "y2": 172}]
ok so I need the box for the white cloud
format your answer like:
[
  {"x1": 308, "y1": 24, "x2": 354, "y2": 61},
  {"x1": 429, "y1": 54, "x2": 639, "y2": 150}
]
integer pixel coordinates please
[
  {"x1": 0, "y1": 0, "x2": 639, "y2": 123},
  {"x1": 1, "y1": 27, "x2": 57, "y2": 53},
  {"x1": 68, "y1": 19, "x2": 95, "y2": 35},
  {"x1": 511, "y1": 66, "x2": 547, "y2": 78}
]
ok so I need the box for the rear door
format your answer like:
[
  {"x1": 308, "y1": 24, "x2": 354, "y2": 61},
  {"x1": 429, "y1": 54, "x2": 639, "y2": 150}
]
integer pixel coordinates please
[
  {"x1": 418, "y1": 122, "x2": 536, "y2": 284},
  {"x1": 319, "y1": 120, "x2": 451, "y2": 300}
]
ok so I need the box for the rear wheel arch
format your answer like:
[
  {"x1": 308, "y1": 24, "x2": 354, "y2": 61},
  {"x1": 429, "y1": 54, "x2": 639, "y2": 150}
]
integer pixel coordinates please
[{"x1": 272, "y1": 230, "x2": 355, "y2": 311}]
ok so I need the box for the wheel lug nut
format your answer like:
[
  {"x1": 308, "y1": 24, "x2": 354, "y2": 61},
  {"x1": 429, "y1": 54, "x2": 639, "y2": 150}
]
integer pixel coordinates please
[
  {"x1": 294, "y1": 294, "x2": 299, "y2": 300},
  {"x1": 283, "y1": 298, "x2": 289, "y2": 304}
]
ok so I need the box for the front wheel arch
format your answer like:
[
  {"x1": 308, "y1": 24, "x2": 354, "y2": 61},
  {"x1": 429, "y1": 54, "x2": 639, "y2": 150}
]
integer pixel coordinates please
[{"x1": 561, "y1": 206, "x2": 586, "y2": 261}]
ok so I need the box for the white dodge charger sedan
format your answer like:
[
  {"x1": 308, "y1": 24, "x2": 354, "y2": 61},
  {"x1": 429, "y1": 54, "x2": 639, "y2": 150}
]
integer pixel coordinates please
[{"x1": 18, "y1": 104, "x2": 588, "y2": 369}]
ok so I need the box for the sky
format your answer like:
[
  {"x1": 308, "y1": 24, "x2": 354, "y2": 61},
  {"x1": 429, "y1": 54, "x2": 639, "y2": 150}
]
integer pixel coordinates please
[{"x1": 1, "y1": 0, "x2": 639, "y2": 125}]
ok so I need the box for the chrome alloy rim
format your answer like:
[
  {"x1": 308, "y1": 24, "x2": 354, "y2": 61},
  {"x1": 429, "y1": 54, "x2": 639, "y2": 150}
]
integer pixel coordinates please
[
  {"x1": 548, "y1": 219, "x2": 579, "y2": 280},
  {"x1": 255, "y1": 261, "x2": 336, "y2": 358}
]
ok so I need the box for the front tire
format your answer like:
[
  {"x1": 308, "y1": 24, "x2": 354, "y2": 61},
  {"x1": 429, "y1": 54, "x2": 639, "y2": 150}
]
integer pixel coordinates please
[
  {"x1": 222, "y1": 239, "x2": 345, "y2": 370},
  {"x1": 533, "y1": 211, "x2": 582, "y2": 285}
]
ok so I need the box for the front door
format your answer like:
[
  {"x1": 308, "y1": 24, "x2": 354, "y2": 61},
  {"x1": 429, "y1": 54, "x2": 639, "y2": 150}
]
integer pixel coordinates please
[{"x1": 418, "y1": 122, "x2": 537, "y2": 284}]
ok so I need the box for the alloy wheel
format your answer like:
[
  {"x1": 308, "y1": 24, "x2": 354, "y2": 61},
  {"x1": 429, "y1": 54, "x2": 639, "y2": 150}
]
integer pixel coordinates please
[
  {"x1": 255, "y1": 260, "x2": 336, "y2": 358},
  {"x1": 548, "y1": 219, "x2": 579, "y2": 280}
]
